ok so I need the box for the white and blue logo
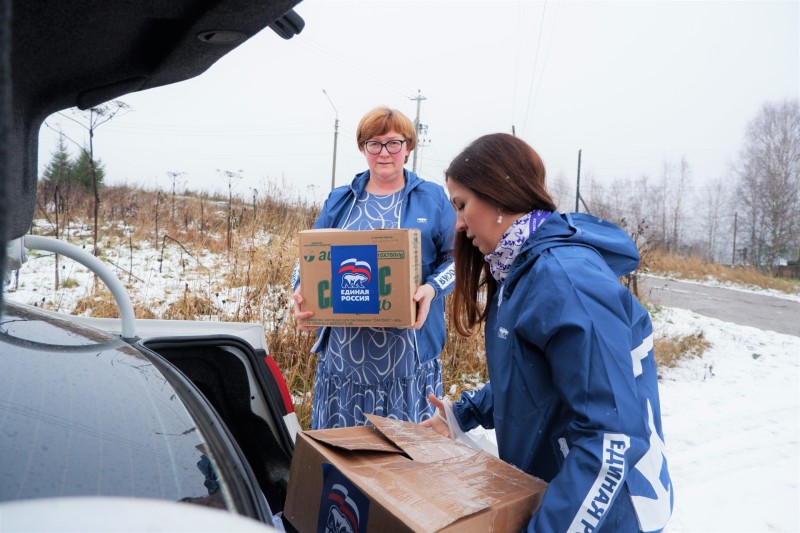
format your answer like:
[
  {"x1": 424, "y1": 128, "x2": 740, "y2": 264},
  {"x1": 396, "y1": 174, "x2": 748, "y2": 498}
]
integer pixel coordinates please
[
  {"x1": 318, "y1": 463, "x2": 369, "y2": 533},
  {"x1": 331, "y1": 244, "x2": 379, "y2": 314}
]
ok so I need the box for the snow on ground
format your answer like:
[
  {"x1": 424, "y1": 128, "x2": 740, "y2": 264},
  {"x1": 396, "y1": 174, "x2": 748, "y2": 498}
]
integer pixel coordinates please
[
  {"x1": 652, "y1": 307, "x2": 799, "y2": 532},
  {"x1": 3, "y1": 235, "x2": 799, "y2": 532},
  {"x1": 3, "y1": 223, "x2": 284, "y2": 322}
]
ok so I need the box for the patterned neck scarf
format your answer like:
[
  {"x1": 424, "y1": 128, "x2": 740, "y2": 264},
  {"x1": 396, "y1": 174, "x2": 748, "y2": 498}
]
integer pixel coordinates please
[{"x1": 486, "y1": 210, "x2": 551, "y2": 284}]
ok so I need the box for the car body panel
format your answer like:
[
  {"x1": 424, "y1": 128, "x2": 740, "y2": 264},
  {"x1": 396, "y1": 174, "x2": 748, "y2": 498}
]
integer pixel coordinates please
[{"x1": 0, "y1": 497, "x2": 279, "y2": 532}]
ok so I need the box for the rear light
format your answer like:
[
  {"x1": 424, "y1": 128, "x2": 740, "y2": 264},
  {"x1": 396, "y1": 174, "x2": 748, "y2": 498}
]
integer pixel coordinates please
[{"x1": 263, "y1": 354, "x2": 295, "y2": 415}]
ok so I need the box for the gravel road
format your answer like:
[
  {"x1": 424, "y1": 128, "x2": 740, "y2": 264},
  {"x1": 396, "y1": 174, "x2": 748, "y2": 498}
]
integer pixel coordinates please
[{"x1": 638, "y1": 276, "x2": 800, "y2": 337}]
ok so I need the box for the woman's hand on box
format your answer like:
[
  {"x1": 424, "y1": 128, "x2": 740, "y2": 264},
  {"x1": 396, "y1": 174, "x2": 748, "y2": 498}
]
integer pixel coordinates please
[
  {"x1": 412, "y1": 283, "x2": 435, "y2": 330},
  {"x1": 293, "y1": 289, "x2": 317, "y2": 332},
  {"x1": 420, "y1": 393, "x2": 452, "y2": 438}
]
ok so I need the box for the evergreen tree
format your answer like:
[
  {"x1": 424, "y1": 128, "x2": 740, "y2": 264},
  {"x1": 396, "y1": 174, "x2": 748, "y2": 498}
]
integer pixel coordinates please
[
  {"x1": 42, "y1": 134, "x2": 73, "y2": 188},
  {"x1": 41, "y1": 137, "x2": 105, "y2": 191},
  {"x1": 70, "y1": 148, "x2": 105, "y2": 190}
]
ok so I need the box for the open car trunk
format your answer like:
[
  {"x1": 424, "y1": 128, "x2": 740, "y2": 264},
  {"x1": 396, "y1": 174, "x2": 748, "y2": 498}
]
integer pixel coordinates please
[{"x1": 137, "y1": 332, "x2": 297, "y2": 515}]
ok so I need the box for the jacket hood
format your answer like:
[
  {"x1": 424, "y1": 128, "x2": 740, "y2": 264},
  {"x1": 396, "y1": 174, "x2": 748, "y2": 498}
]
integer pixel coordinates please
[{"x1": 513, "y1": 210, "x2": 641, "y2": 280}]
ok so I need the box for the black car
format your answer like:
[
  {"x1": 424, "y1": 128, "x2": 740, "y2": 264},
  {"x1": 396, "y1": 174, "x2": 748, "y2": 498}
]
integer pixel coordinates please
[{"x1": 0, "y1": 1, "x2": 306, "y2": 530}]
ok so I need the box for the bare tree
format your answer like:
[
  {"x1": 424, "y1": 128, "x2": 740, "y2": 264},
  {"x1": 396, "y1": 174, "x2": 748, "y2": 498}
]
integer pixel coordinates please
[
  {"x1": 699, "y1": 178, "x2": 731, "y2": 263},
  {"x1": 628, "y1": 175, "x2": 654, "y2": 229},
  {"x1": 53, "y1": 100, "x2": 130, "y2": 259},
  {"x1": 40, "y1": 134, "x2": 73, "y2": 289},
  {"x1": 199, "y1": 192, "x2": 206, "y2": 238},
  {"x1": 548, "y1": 170, "x2": 574, "y2": 212},
  {"x1": 735, "y1": 99, "x2": 800, "y2": 272},
  {"x1": 653, "y1": 162, "x2": 668, "y2": 250},
  {"x1": 584, "y1": 175, "x2": 621, "y2": 221},
  {"x1": 583, "y1": 174, "x2": 651, "y2": 229},
  {"x1": 218, "y1": 169, "x2": 243, "y2": 252},
  {"x1": 670, "y1": 157, "x2": 690, "y2": 252},
  {"x1": 167, "y1": 171, "x2": 186, "y2": 224},
  {"x1": 250, "y1": 187, "x2": 259, "y2": 219},
  {"x1": 154, "y1": 190, "x2": 164, "y2": 241}
]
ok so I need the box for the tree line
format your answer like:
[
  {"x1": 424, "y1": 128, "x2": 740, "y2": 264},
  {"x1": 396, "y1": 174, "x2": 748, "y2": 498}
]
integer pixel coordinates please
[
  {"x1": 561, "y1": 99, "x2": 799, "y2": 274},
  {"x1": 41, "y1": 134, "x2": 105, "y2": 192},
  {"x1": 39, "y1": 99, "x2": 800, "y2": 276}
]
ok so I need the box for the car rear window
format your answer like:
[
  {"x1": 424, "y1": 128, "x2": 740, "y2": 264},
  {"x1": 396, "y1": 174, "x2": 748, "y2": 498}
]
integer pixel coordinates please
[{"x1": 0, "y1": 311, "x2": 224, "y2": 507}]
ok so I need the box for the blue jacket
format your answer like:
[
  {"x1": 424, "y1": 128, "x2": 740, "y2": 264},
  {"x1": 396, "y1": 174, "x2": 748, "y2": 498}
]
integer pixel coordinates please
[
  {"x1": 453, "y1": 211, "x2": 673, "y2": 532},
  {"x1": 293, "y1": 169, "x2": 455, "y2": 363}
]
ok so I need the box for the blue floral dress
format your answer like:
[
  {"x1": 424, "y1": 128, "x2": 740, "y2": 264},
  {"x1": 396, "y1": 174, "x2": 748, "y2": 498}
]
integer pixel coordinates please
[{"x1": 310, "y1": 189, "x2": 442, "y2": 429}]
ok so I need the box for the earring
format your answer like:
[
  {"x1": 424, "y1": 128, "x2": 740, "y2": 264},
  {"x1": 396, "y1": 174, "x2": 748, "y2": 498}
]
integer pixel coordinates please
[{"x1": 496, "y1": 208, "x2": 503, "y2": 224}]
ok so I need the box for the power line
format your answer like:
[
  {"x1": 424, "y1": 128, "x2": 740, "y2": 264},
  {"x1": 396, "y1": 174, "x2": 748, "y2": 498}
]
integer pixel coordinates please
[
  {"x1": 522, "y1": 0, "x2": 549, "y2": 137},
  {"x1": 294, "y1": 37, "x2": 415, "y2": 99}
]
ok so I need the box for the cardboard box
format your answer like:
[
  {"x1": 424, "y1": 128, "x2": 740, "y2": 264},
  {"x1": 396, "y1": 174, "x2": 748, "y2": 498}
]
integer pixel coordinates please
[
  {"x1": 298, "y1": 229, "x2": 422, "y2": 328},
  {"x1": 284, "y1": 415, "x2": 547, "y2": 533}
]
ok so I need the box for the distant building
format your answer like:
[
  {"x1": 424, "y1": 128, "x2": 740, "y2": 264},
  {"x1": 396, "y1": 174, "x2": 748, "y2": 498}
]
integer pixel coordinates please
[{"x1": 776, "y1": 249, "x2": 800, "y2": 279}]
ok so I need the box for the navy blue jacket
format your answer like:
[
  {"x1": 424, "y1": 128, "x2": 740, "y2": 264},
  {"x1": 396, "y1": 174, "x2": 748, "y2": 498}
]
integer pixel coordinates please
[
  {"x1": 293, "y1": 169, "x2": 455, "y2": 363},
  {"x1": 453, "y1": 211, "x2": 673, "y2": 532}
]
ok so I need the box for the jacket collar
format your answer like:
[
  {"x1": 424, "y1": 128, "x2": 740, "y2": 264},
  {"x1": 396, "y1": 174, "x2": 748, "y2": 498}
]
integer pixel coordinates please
[{"x1": 348, "y1": 168, "x2": 422, "y2": 199}]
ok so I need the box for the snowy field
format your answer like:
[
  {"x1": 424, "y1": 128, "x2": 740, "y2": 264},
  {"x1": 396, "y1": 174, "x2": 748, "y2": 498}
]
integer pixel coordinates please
[
  {"x1": 655, "y1": 306, "x2": 799, "y2": 532},
  {"x1": 3, "y1": 237, "x2": 799, "y2": 532}
]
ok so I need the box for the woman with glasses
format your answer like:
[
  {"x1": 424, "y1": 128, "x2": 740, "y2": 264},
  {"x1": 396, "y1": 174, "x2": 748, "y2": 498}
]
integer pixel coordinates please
[{"x1": 292, "y1": 106, "x2": 456, "y2": 429}]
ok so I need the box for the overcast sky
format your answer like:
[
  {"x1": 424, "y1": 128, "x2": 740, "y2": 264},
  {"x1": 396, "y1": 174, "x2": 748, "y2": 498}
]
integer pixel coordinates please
[{"x1": 38, "y1": 0, "x2": 799, "y2": 205}]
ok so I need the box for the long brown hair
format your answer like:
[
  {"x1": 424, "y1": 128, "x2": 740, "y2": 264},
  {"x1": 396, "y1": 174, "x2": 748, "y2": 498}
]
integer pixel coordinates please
[{"x1": 445, "y1": 133, "x2": 557, "y2": 336}]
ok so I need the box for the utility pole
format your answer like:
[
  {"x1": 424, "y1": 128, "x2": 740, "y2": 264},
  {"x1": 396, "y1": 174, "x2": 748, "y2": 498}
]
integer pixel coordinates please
[
  {"x1": 575, "y1": 149, "x2": 582, "y2": 212},
  {"x1": 732, "y1": 211, "x2": 738, "y2": 267},
  {"x1": 409, "y1": 90, "x2": 427, "y2": 173},
  {"x1": 574, "y1": 149, "x2": 590, "y2": 214},
  {"x1": 322, "y1": 89, "x2": 339, "y2": 191}
]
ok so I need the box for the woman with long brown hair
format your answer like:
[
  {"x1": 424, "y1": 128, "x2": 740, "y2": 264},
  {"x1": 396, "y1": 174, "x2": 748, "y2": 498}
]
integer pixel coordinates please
[{"x1": 423, "y1": 133, "x2": 673, "y2": 532}]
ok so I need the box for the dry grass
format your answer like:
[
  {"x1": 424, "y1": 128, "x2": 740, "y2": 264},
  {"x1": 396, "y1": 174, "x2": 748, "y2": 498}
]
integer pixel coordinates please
[
  {"x1": 440, "y1": 323, "x2": 487, "y2": 400},
  {"x1": 72, "y1": 292, "x2": 120, "y2": 318},
  {"x1": 653, "y1": 330, "x2": 711, "y2": 369},
  {"x1": 72, "y1": 289, "x2": 158, "y2": 319},
  {"x1": 33, "y1": 182, "x2": 797, "y2": 430},
  {"x1": 647, "y1": 248, "x2": 799, "y2": 295},
  {"x1": 163, "y1": 285, "x2": 219, "y2": 320}
]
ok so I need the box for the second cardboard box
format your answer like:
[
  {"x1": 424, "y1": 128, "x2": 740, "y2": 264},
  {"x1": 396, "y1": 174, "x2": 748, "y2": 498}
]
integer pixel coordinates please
[{"x1": 284, "y1": 415, "x2": 548, "y2": 532}]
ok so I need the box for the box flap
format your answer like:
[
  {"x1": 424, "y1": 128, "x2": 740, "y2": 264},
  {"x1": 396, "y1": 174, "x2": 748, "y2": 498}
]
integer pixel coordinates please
[
  {"x1": 366, "y1": 414, "x2": 476, "y2": 463},
  {"x1": 305, "y1": 424, "x2": 405, "y2": 455},
  {"x1": 345, "y1": 459, "x2": 492, "y2": 531},
  {"x1": 350, "y1": 416, "x2": 546, "y2": 531}
]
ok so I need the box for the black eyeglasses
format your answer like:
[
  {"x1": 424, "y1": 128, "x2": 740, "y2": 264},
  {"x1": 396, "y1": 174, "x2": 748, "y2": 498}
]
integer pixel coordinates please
[{"x1": 364, "y1": 139, "x2": 406, "y2": 155}]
